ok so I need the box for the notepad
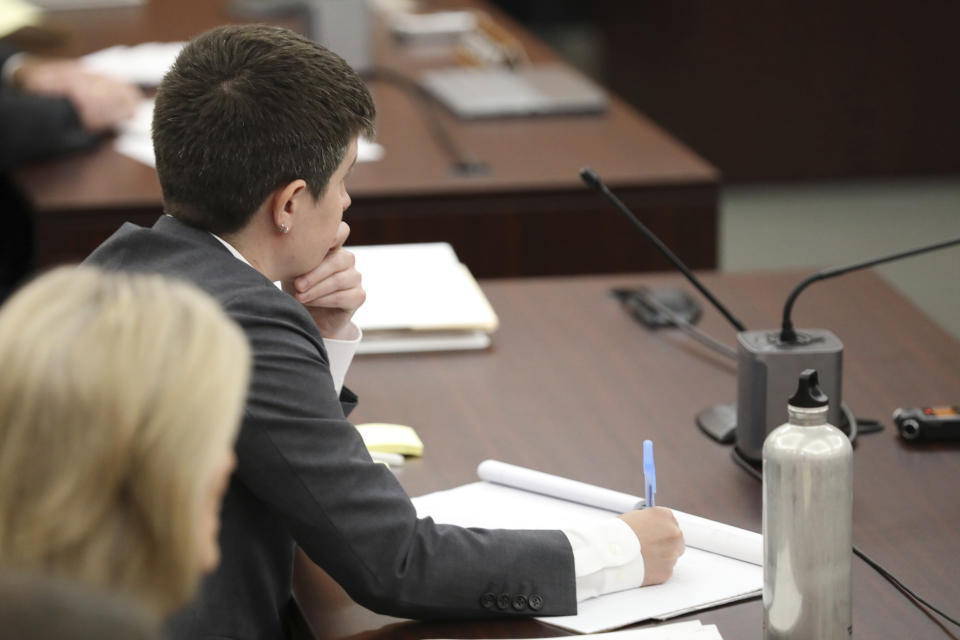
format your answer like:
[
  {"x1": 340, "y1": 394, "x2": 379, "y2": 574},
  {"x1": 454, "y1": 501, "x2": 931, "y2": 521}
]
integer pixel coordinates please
[
  {"x1": 350, "y1": 243, "x2": 498, "y2": 354},
  {"x1": 412, "y1": 460, "x2": 762, "y2": 634}
]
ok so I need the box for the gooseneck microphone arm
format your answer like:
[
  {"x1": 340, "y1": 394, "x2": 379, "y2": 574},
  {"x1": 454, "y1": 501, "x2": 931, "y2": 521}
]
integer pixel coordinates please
[
  {"x1": 580, "y1": 167, "x2": 747, "y2": 333},
  {"x1": 780, "y1": 235, "x2": 960, "y2": 343}
]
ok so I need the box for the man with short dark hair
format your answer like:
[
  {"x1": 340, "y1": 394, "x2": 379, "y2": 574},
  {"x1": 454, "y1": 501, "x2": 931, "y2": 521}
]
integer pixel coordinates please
[
  {"x1": 152, "y1": 25, "x2": 374, "y2": 237},
  {"x1": 87, "y1": 24, "x2": 684, "y2": 640}
]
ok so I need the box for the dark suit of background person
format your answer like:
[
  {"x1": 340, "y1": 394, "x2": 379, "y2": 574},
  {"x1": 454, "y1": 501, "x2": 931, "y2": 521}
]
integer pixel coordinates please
[
  {"x1": 0, "y1": 45, "x2": 102, "y2": 300},
  {"x1": 85, "y1": 215, "x2": 576, "y2": 640}
]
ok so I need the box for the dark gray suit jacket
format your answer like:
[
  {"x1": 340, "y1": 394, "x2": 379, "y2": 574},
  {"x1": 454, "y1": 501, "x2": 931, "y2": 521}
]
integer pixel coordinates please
[{"x1": 85, "y1": 216, "x2": 576, "y2": 640}]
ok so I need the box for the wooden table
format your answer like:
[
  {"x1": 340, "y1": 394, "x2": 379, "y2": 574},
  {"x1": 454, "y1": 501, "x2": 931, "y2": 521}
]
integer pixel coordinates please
[
  {"x1": 293, "y1": 269, "x2": 960, "y2": 639},
  {"x1": 14, "y1": 0, "x2": 718, "y2": 277}
]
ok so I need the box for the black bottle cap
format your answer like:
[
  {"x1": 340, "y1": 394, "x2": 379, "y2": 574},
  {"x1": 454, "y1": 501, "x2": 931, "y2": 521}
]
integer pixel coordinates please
[{"x1": 788, "y1": 369, "x2": 829, "y2": 408}]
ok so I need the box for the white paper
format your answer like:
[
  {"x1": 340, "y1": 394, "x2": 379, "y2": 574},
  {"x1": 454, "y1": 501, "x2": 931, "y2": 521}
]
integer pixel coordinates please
[
  {"x1": 437, "y1": 619, "x2": 723, "y2": 640},
  {"x1": 390, "y1": 10, "x2": 476, "y2": 38},
  {"x1": 113, "y1": 97, "x2": 155, "y2": 166},
  {"x1": 548, "y1": 549, "x2": 758, "y2": 633},
  {"x1": 82, "y1": 42, "x2": 184, "y2": 86},
  {"x1": 412, "y1": 463, "x2": 762, "y2": 634}
]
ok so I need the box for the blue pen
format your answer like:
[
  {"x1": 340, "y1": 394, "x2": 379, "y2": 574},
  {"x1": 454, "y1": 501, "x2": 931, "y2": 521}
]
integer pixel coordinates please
[{"x1": 643, "y1": 439, "x2": 656, "y2": 508}]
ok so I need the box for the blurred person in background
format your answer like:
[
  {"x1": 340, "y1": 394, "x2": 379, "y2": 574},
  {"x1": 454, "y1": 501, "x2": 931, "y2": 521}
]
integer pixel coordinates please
[
  {"x1": 0, "y1": 47, "x2": 141, "y2": 301},
  {"x1": 0, "y1": 266, "x2": 250, "y2": 619}
]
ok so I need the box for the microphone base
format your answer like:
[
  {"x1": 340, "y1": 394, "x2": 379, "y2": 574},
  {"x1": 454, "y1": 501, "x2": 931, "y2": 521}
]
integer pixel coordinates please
[
  {"x1": 696, "y1": 402, "x2": 737, "y2": 444},
  {"x1": 698, "y1": 400, "x2": 858, "y2": 449},
  {"x1": 731, "y1": 444, "x2": 762, "y2": 474},
  {"x1": 735, "y1": 328, "x2": 844, "y2": 465}
]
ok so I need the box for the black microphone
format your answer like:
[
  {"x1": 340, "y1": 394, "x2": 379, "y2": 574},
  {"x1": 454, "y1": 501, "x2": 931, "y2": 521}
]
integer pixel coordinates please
[
  {"x1": 779, "y1": 235, "x2": 960, "y2": 343},
  {"x1": 579, "y1": 167, "x2": 747, "y2": 332},
  {"x1": 581, "y1": 167, "x2": 750, "y2": 445}
]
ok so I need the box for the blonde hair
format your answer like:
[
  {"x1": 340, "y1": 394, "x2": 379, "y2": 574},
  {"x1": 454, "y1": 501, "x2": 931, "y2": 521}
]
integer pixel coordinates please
[{"x1": 0, "y1": 266, "x2": 250, "y2": 616}]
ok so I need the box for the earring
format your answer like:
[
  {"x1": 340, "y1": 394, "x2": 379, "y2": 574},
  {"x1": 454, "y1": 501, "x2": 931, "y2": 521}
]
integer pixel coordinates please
[{"x1": 278, "y1": 223, "x2": 289, "y2": 234}]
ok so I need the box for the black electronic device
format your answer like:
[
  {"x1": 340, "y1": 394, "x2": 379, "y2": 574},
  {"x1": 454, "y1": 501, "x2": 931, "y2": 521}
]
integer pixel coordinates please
[
  {"x1": 611, "y1": 287, "x2": 702, "y2": 329},
  {"x1": 893, "y1": 406, "x2": 960, "y2": 441}
]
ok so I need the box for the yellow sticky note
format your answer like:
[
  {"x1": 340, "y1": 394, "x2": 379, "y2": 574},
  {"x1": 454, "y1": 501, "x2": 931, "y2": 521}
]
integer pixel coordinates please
[{"x1": 355, "y1": 423, "x2": 423, "y2": 457}]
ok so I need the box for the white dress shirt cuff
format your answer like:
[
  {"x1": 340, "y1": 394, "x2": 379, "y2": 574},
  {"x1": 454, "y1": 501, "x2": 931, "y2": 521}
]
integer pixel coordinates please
[
  {"x1": 208, "y1": 232, "x2": 361, "y2": 394},
  {"x1": 323, "y1": 325, "x2": 361, "y2": 394},
  {"x1": 562, "y1": 517, "x2": 645, "y2": 602}
]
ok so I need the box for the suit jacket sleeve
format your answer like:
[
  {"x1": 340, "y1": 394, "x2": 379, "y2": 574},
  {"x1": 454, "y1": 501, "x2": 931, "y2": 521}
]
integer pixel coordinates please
[
  {"x1": 227, "y1": 288, "x2": 577, "y2": 619},
  {"x1": 0, "y1": 45, "x2": 99, "y2": 172}
]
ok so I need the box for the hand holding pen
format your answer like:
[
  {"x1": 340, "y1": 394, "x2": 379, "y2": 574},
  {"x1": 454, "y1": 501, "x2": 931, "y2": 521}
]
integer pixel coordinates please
[{"x1": 617, "y1": 439, "x2": 685, "y2": 586}]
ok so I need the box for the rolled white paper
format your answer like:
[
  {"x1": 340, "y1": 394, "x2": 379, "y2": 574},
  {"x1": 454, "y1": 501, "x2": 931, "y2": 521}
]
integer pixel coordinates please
[
  {"x1": 476, "y1": 459, "x2": 762, "y2": 566},
  {"x1": 477, "y1": 459, "x2": 644, "y2": 512}
]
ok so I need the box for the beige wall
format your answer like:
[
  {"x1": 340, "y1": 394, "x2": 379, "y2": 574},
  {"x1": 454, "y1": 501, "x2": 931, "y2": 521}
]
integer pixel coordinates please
[{"x1": 720, "y1": 178, "x2": 960, "y2": 341}]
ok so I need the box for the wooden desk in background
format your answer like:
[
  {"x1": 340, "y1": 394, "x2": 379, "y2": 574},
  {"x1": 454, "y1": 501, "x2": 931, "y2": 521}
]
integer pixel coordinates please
[
  {"x1": 13, "y1": 0, "x2": 718, "y2": 278},
  {"x1": 293, "y1": 269, "x2": 960, "y2": 639}
]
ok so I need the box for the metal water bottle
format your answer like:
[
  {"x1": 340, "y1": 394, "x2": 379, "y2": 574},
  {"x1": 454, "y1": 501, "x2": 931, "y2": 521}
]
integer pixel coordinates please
[{"x1": 762, "y1": 369, "x2": 853, "y2": 639}]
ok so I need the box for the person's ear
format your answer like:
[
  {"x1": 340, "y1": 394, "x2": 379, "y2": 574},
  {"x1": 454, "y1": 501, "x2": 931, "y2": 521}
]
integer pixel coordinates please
[{"x1": 270, "y1": 179, "x2": 308, "y2": 236}]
